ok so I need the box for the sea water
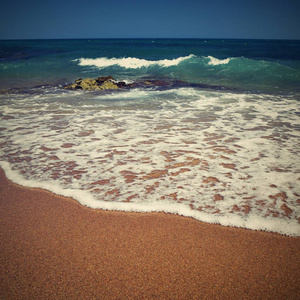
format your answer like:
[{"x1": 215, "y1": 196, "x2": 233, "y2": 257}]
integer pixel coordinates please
[{"x1": 0, "y1": 39, "x2": 299, "y2": 235}]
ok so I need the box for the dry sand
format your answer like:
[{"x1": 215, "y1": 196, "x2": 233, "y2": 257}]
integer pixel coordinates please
[{"x1": 0, "y1": 167, "x2": 299, "y2": 299}]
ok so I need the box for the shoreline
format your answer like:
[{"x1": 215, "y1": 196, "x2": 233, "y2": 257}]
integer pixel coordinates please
[
  {"x1": 1, "y1": 167, "x2": 300, "y2": 299},
  {"x1": 1, "y1": 161, "x2": 299, "y2": 237}
]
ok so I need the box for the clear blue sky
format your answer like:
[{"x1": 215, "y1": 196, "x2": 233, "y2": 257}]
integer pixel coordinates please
[{"x1": 1, "y1": 0, "x2": 299, "y2": 40}]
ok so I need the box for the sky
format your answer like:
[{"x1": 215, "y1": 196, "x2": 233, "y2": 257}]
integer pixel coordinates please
[{"x1": 0, "y1": 0, "x2": 299, "y2": 40}]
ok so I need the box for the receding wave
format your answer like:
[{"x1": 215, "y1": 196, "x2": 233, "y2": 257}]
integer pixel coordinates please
[
  {"x1": 75, "y1": 54, "x2": 195, "y2": 69},
  {"x1": 1, "y1": 85, "x2": 300, "y2": 236}
]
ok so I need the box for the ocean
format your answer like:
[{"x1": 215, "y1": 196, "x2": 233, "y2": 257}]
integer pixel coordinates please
[{"x1": 0, "y1": 39, "x2": 299, "y2": 236}]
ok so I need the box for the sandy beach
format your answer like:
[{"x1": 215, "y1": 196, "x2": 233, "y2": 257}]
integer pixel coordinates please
[{"x1": 0, "y1": 167, "x2": 299, "y2": 299}]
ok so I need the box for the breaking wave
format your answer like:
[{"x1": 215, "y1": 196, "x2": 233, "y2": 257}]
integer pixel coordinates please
[
  {"x1": 75, "y1": 54, "x2": 195, "y2": 69},
  {"x1": 74, "y1": 54, "x2": 237, "y2": 70},
  {"x1": 206, "y1": 56, "x2": 233, "y2": 65}
]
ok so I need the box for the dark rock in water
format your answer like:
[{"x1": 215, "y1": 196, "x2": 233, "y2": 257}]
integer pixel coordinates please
[
  {"x1": 64, "y1": 76, "x2": 235, "y2": 92},
  {"x1": 96, "y1": 76, "x2": 114, "y2": 83},
  {"x1": 116, "y1": 81, "x2": 127, "y2": 88},
  {"x1": 0, "y1": 89, "x2": 10, "y2": 94},
  {"x1": 64, "y1": 76, "x2": 119, "y2": 91},
  {"x1": 64, "y1": 76, "x2": 138, "y2": 91}
]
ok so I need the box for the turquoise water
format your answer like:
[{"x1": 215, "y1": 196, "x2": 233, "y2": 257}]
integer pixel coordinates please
[
  {"x1": 1, "y1": 39, "x2": 300, "y2": 93},
  {"x1": 0, "y1": 39, "x2": 299, "y2": 235}
]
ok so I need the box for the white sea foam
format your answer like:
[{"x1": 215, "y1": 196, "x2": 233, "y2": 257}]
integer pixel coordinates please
[
  {"x1": 1, "y1": 88, "x2": 299, "y2": 236},
  {"x1": 75, "y1": 54, "x2": 195, "y2": 69},
  {"x1": 0, "y1": 161, "x2": 300, "y2": 236},
  {"x1": 207, "y1": 56, "x2": 232, "y2": 65},
  {"x1": 1, "y1": 160, "x2": 299, "y2": 236}
]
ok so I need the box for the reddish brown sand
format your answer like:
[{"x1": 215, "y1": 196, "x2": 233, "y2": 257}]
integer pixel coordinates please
[{"x1": 0, "y1": 168, "x2": 300, "y2": 300}]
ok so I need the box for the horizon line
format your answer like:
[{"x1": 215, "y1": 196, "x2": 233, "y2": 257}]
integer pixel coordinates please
[{"x1": 1, "y1": 37, "x2": 300, "y2": 41}]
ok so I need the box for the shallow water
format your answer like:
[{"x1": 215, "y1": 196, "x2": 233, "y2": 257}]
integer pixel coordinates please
[{"x1": 1, "y1": 86, "x2": 299, "y2": 235}]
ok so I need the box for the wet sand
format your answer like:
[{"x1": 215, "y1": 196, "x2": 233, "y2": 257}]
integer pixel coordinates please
[{"x1": 0, "y1": 167, "x2": 299, "y2": 299}]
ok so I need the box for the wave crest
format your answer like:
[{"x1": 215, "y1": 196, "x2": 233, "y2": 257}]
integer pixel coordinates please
[
  {"x1": 75, "y1": 54, "x2": 195, "y2": 69},
  {"x1": 207, "y1": 56, "x2": 232, "y2": 66}
]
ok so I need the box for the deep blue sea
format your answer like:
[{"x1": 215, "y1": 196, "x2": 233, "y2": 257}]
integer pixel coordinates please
[{"x1": 0, "y1": 39, "x2": 299, "y2": 235}]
